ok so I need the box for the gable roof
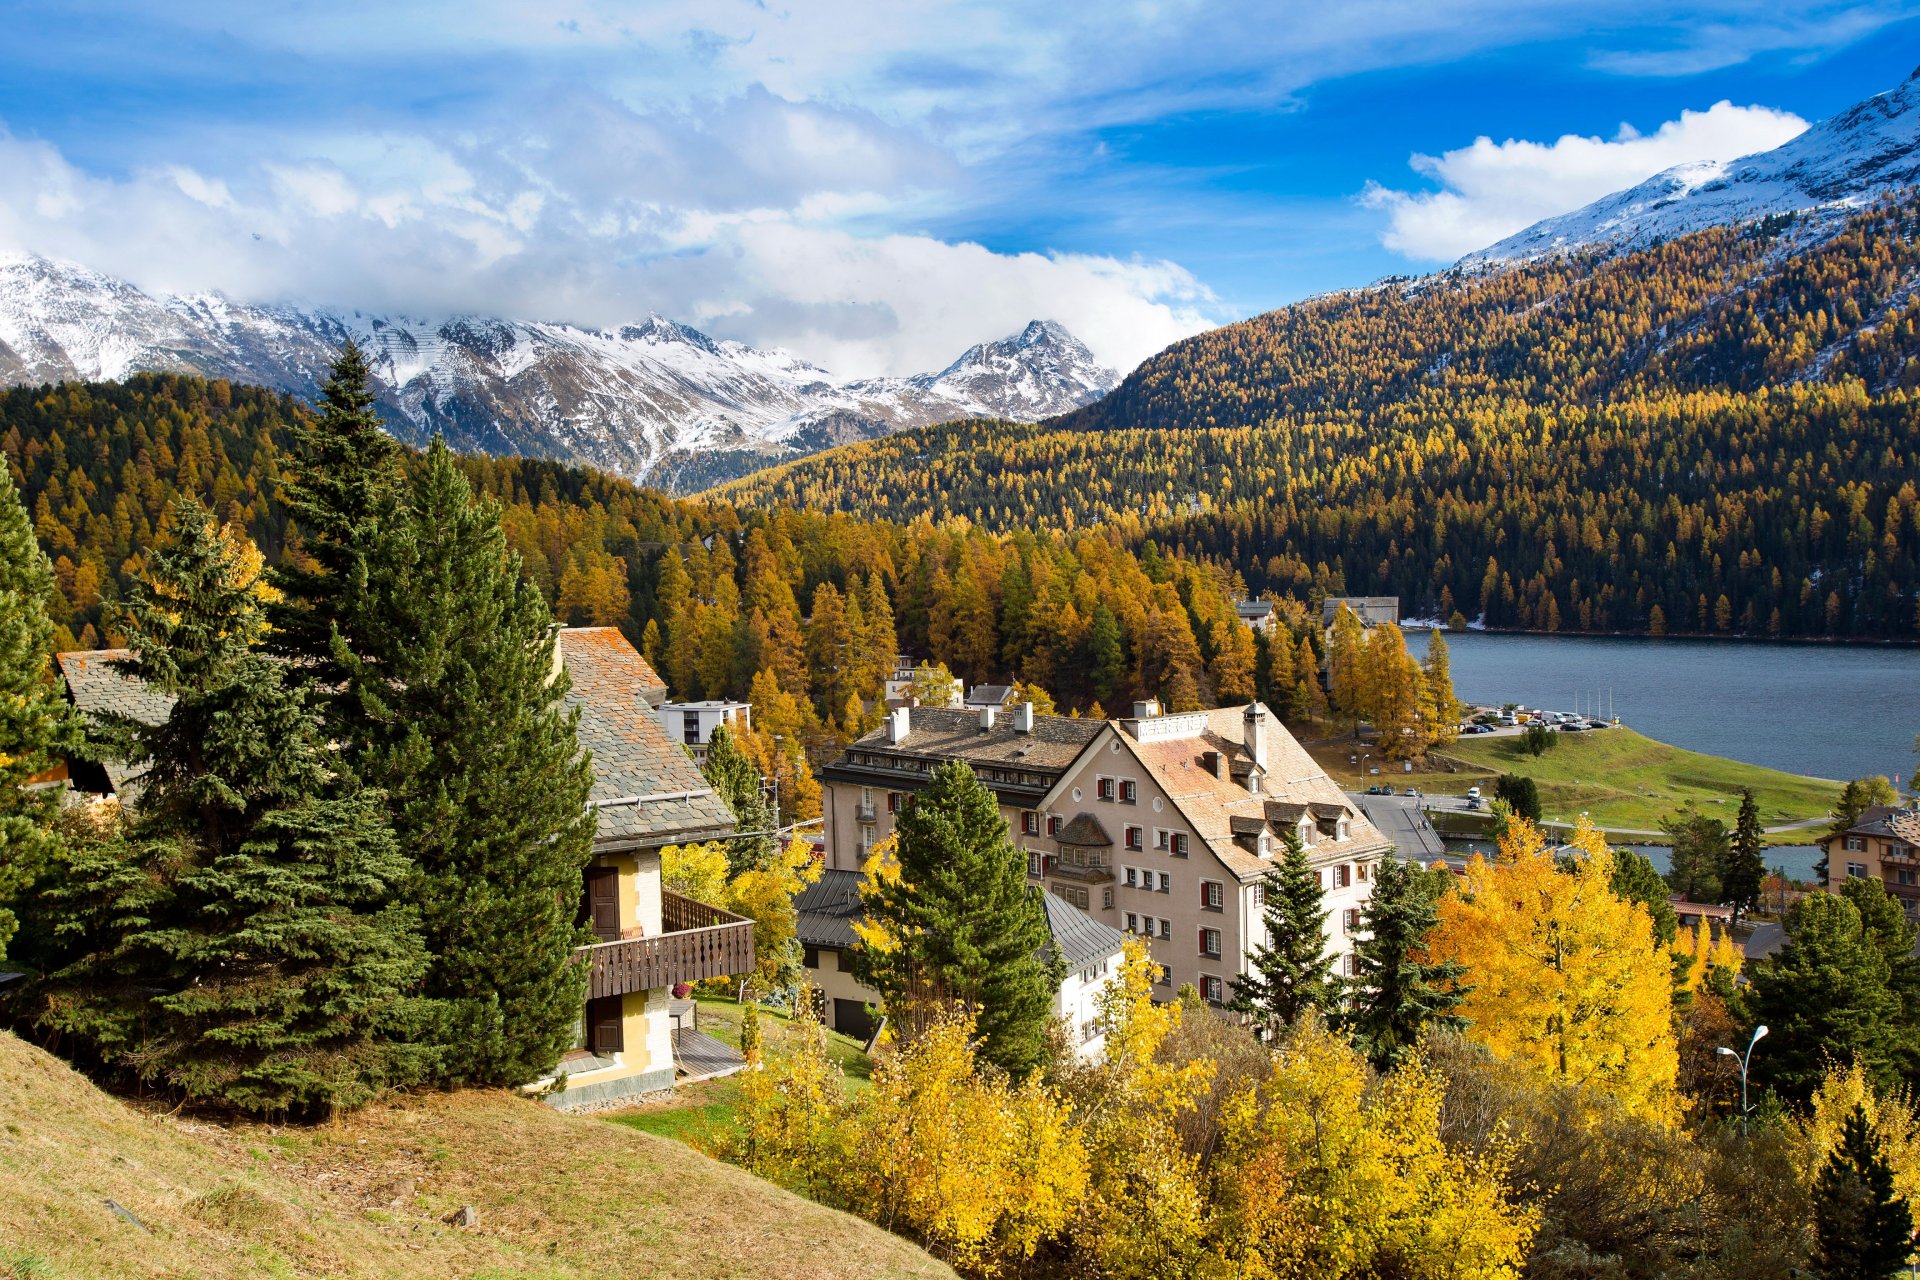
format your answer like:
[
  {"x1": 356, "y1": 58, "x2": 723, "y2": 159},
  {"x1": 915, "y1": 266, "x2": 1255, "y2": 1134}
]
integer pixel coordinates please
[
  {"x1": 1100, "y1": 705, "x2": 1392, "y2": 880},
  {"x1": 555, "y1": 628, "x2": 735, "y2": 852},
  {"x1": 55, "y1": 649, "x2": 173, "y2": 792}
]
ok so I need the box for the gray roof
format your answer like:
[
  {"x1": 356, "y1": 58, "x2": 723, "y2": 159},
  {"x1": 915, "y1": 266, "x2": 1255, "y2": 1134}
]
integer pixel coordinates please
[
  {"x1": 797, "y1": 868, "x2": 1125, "y2": 974},
  {"x1": 1056, "y1": 812, "x2": 1113, "y2": 847},
  {"x1": 965, "y1": 685, "x2": 1016, "y2": 707},
  {"x1": 1042, "y1": 893, "x2": 1126, "y2": 971},
  {"x1": 837, "y1": 707, "x2": 1103, "y2": 774},
  {"x1": 55, "y1": 649, "x2": 173, "y2": 792},
  {"x1": 1827, "y1": 805, "x2": 1920, "y2": 845},
  {"x1": 556, "y1": 628, "x2": 736, "y2": 852},
  {"x1": 795, "y1": 868, "x2": 864, "y2": 950}
]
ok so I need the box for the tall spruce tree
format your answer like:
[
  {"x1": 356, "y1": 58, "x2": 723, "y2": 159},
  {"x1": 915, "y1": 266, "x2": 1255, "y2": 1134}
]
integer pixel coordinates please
[
  {"x1": 39, "y1": 501, "x2": 427, "y2": 1116},
  {"x1": 1231, "y1": 827, "x2": 1337, "y2": 1033},
  {"x1": 269, "y1": 340, "x2": 402, "y2": 707},
  {"x1": 333, "y1": 440, "x2": 595, "y2": 1085},
  {"x1": 1813, "y1": 1104, "x2": 1915, "y2": 1280},
  {"x1": 1339, "y1": 855, "x2": 1466, "y2": 1069},
  {"x1": 1722, "y1": 788, "x2": 1766, "y2": 925},
  {"x1": 851, "y1": 761, "x2": 1058, "y2": 1076},
  {"x1": 1748, "y1": 892, "x2": 1903, "y2": 1102},
  {"x1": 0, "y1": 463, "x2": 83, "y2": 963},
  {"x1": 1662, "y1": 806, "x2": 1727, "y2": 902},
  {"x1": 703, "y1": 722, "x2": 776, "y2": 875}
]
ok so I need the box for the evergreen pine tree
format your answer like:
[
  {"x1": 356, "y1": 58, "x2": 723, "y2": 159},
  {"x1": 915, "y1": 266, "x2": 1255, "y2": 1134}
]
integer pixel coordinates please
[
  {"x1": 1611, "y1": 846, "x2": 1679, "y2": 947},
  {"x1": 1494, "y1": 774, "x2": 1541, "y2": 824},
  {"x1": 1723, "y1": 788, "x2": 1766, "y2": 925},
  {"x1": 703, "y1": 721, "x2": 776, "y2": 875},
  {"x1": 1087, "y1": 604, "x2": 1126, "y2": 707},
  {"x1": 333, "y1": 440, "x2": 596, "y2": 1085},
  {"x1": 1813, "y1": 1104, "x2": 1914, "y2": 1280},
  {"x1": 1749, "y1": 892, "x2": 1903, "y2": 1102},
  {"x1": 1231, "y1": 827, "x2": 1337, "y2": 1032},
  {"x1": 1339, "y1": 855, "x2": 1466, "y2": 1069},
  {"x1": 0, "y1": 463, "x2": 84, "y2": 963},
  {"x1": 1662, "y1": 807, "x2": 1727, "y2": 902},
  {"x1": 39, "y1": 500, "x2": 427, "y2": 1116},
  {"x1": 268, "y1": 341, "x2": 402, "y2": 710},
  {"x1": 851, "y1": 761, "x2": 1058, "y2": 1076}
]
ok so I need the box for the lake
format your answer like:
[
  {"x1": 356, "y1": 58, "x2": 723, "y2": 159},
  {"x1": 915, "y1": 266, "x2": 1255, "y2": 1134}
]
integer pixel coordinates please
[
  {"x1": 1412, "y1": 630, "x2": 1920, "y2": 784},
  {"x1": 1444, "y1": 837, "x2": 1824, "y2": 882}
]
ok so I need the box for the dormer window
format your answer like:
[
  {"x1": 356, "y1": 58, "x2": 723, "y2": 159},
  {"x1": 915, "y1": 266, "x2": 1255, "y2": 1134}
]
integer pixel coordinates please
[{"x1": 1258, "y1": 832, "x2": 1272, "y2": 857}]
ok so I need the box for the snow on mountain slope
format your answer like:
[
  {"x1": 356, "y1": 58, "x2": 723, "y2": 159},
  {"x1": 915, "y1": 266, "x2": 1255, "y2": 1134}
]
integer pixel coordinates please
[
  {"x1": 0, "y1": 253, "x2": 1119, "y2": 488},
  {"x1": 1466, "y1": 68, "x2": 1920, "y2": 265}
]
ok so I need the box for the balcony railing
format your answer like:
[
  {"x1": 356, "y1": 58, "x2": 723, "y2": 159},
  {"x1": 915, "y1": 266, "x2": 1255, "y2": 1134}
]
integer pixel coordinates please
[
  {"x1": 856, "y1": 802, "x2": 878, "y2": 822},
  {"x1": 579, "y1": 891, "x2": 756, "y2": 999}
]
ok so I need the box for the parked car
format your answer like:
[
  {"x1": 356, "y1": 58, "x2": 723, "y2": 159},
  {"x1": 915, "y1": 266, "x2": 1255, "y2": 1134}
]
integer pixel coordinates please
[
  {"x1": 1467, "y1": 786, "x2": 1481, "y2": 800},
  {"x1": 1563, "y1": 722, "x2": 1588, "y2": 732},
  {"x1": 1465, "y1": 796, "x2": 1483, "y2": 810},
  {"x1": 1403, "y1": 787, "x2": 1420, "y2": 797}
]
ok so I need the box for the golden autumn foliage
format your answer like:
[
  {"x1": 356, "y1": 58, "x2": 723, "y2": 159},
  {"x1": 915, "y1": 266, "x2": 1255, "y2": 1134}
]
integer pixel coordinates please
[
  {"x1": 1211, "y1": 1015, "x2": 1536, "y2": 1280},
  {"x1": 1796, "y1": 1060, "x2": 1920, "y2": 1213},
  {"x1": 1422, "y1": 818, "x2": 1680, "y2": 1124},
  {"x1": 1673, "y1": 915, "x2": 1745, "y2": 995},
  {"x1": 662, "y1": 835, "x2": 821, "y2": 987},
  {"x1": 731, "y1": 1003, "x2": 1085, "y2": 1276}
]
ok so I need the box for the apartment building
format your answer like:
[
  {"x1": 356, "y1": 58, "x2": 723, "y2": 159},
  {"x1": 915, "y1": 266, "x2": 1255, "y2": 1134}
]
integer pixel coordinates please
[
  {"x1": 820, "y1": 699, "x2": 1388, "y2": 1005},
  {"x1": 819, "y1": 703, "x2": 1103, "y2": 871},
  {"x1": 1822, "y1": 805, "x2": 1920, "y2": 918},
  {"x1": 656, "y1": 699, "x2": 752, "y2": 762}
]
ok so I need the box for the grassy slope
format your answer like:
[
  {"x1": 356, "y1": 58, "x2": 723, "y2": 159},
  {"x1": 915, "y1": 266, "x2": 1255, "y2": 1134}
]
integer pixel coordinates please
[
  {"x1": 610, "y1": 997, "x2": 873, "y2": 1150},
  {"x1": 0, "y1": 1032, "x2": 950, "y2": 1280},
  {"x1": 1426, "y1": 728, "x2": 1840, "y2": 833}
]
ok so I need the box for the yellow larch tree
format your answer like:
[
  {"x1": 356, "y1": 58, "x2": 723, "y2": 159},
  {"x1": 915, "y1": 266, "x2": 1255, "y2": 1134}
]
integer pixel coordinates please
[
  {"x1": 1422, "y1": 818, "x2": 1680, "y2": 1124},
  {"x1": 1211, "y1": 1014, "x2": 1536, "y2": 1280},
  {"x1": 1672, "y1": 916, "x2": 1744, "y2": 995},
  {"x1": 1797, "y1": 1060, "x2": 1920, "y2": 1214}
]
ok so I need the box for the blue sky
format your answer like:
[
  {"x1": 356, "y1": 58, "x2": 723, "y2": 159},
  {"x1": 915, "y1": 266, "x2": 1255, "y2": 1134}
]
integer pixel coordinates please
[{"x1": 1, "y1": 2, "x2": 1915, "y2": 374}]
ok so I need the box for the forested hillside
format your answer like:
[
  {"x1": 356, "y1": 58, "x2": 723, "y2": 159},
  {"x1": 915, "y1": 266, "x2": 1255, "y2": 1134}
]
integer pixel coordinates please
[
  {"x1": 1, "y1": 374, "x2": 1262, "y2": 733},
  {"x1": 718, "y1": 197, "x2": 1920, "y2": 638}
]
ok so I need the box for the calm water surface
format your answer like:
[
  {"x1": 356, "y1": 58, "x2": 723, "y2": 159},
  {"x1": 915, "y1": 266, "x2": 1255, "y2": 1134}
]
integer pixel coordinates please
[{"x1": 1413, "y1": 631, "x2": 1920, "y2": 784}]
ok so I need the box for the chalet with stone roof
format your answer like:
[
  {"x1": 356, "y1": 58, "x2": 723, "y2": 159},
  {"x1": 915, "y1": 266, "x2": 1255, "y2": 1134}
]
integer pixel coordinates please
[
  {"x1": 56, "y1": 629, "x2": 752, "y2": 1110},
  {"x1": 1824, "y1": 805, "x2": 1920, "y2": 918}
]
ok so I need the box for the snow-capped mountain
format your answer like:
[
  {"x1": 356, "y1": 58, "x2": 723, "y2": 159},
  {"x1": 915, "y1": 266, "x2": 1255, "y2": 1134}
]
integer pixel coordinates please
[
  {"x1": 1467, "y1": 67, "x2": 1920, "y2": 265},
  {"x1": 0, "y1": 253, "x2": 1118, "y2": 488}
]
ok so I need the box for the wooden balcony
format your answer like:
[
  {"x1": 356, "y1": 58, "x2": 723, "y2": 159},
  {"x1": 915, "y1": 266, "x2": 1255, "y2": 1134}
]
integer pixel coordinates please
[{"x1": 580, "y1": 891, "x2": 756, "y2": 999}]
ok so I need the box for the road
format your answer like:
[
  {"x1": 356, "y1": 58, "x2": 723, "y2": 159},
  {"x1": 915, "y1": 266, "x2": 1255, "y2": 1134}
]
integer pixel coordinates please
[{"x1": 1347, "y1": 792, "x2": 1447, "y2": 861}]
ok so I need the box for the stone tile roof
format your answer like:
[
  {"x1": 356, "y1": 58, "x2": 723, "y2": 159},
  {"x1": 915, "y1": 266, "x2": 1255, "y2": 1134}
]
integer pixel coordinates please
[
  {"x1": 555, "y1": 626, "x2": 670, "y2": 708},
  {"x1": 555, "y1": 628, "x2": 735, "y2": 852},
  {"x1": 55, "y1": 649, "x2": 172, "y2": 792},
  {"x1": 1115, "y1": 704, "x2": 1391, "y2": 880},
  {"x1": 1834, "y1": 805, "x2": 1920, "y2": 845},
  {"x1": 799, "y1": 867, "x2": 1125, "y2": 974},
  {"x1": 840, "y1": 707, "x2": 1102, "y2": 774}
]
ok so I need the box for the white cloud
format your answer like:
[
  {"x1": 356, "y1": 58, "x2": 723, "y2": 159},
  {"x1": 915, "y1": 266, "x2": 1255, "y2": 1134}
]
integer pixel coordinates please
[
  {"x1": 1364, "y1": 101, "x2": 1810, "y2": 261},
  {"x1": 0, "y1": 117, "x2": 1211, "y2": 377}
]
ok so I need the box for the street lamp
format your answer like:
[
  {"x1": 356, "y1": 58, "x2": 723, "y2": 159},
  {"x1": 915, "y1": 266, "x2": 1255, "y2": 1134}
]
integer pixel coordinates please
[{"x1": 1716, "y1": 1024, "x2": 1769, "y2": 1133}]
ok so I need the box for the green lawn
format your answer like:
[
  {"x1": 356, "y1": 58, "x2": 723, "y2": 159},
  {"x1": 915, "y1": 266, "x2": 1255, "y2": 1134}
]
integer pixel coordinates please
[
  {"x1": 607, "y1": 995, "x2": 875, "y2": 1148},
  {"x1": 1422, "y1": 727, "x2": 1841, "y2": 834}
]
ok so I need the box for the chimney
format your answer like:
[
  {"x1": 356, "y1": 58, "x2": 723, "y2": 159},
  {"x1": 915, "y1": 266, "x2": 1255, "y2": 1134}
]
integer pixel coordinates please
[
  {"x1": 979, "y1": 705, "x2": 998, "y2": 732},
  {"x1": 1244, "y1": 703, "x2": 1269, "y2": 771},
  {"x1": 1132, "y1": 698, "x2": 1161, "y2": 720},
  {"x1": 1201, "y1": 749, "x2": 1223, "y2": 778},
  {"x1": 1014, "y1": 701, "x2": 1035, "y2": 733},
  {"x1": 887, "y1": 705, "x2": 911, "y2": 744}
]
